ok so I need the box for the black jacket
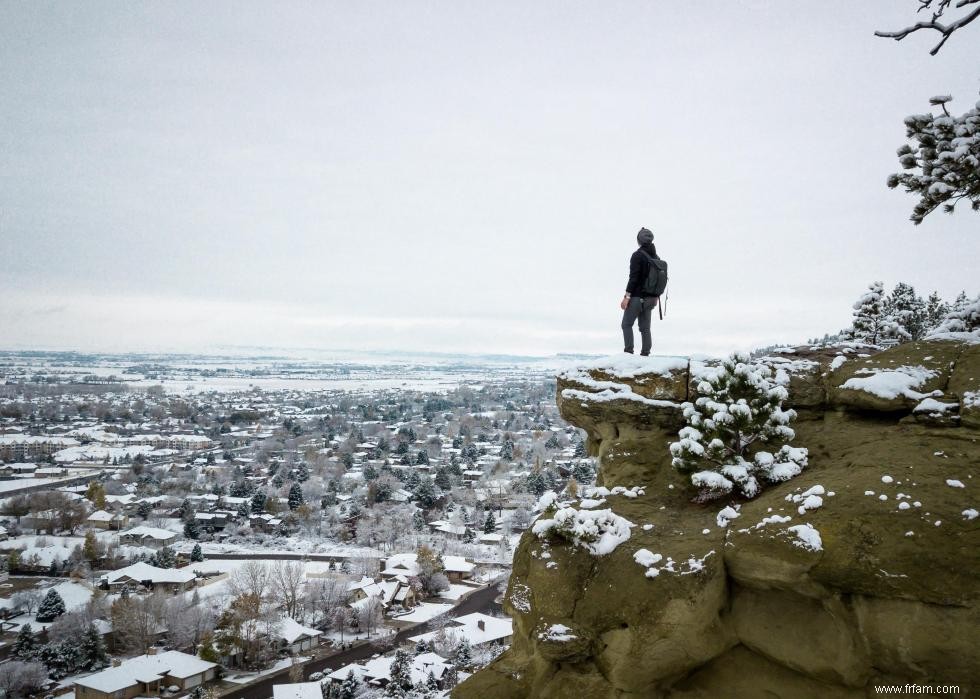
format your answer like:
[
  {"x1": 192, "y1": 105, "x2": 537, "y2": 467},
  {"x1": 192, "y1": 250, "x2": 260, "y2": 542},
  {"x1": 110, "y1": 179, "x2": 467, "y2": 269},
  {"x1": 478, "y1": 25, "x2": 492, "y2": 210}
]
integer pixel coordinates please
[{"x1": 625, "y1": 243, "x2": 659, "y2": 296}]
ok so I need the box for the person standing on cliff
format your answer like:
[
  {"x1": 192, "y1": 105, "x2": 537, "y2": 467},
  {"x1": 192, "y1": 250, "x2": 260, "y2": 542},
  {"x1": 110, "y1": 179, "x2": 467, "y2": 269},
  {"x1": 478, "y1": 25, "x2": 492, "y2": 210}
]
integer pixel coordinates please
[{"x1": 620, "y1": 227, "x2": 661, "y2": 356}]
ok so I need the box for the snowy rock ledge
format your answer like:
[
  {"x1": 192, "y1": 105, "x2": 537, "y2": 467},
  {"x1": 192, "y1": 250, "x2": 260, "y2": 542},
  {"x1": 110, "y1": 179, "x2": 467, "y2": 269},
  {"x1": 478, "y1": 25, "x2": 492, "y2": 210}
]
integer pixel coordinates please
[{"x1": 456, "y1": 339, "x2": 980, "y2": 699}]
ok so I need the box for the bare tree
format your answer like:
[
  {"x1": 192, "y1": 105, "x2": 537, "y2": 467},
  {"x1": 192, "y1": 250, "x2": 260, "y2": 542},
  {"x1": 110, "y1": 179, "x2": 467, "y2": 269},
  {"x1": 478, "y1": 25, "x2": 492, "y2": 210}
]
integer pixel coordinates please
[
  {"x1": 11, "y1": 590, "x2": 42, "y2": 616},
  {"x1": 306, "y1": 576, "x2": 350, "y2": 627},
  {"x1": 876, "y1": 0, "x2": 980, "y2": 54},
  {"x1": 0, "y1": 661, "x2": 48, "y2": 698},
  {"x1": 270, "y1": 560, "x2": 305, "y2": 619},
  {"x1": 228, "y1": 560, "x2": 271, "y2": 601},
  {"x1": 357, "y1": 597, "x2": 383, "y2": 637},
  {"x1": 111, "y1": 593, "x2": 166, "y2": 654},
  {"x1": 164, "y1": 596, "x2": 217, "y2": 652}
]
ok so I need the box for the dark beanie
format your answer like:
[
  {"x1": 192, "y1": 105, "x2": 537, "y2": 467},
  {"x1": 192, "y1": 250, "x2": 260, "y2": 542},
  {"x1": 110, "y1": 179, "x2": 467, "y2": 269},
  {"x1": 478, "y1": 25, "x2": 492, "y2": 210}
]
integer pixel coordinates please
[{"x1": 637, "y1": 227, "x2": 654, "y2": 245}]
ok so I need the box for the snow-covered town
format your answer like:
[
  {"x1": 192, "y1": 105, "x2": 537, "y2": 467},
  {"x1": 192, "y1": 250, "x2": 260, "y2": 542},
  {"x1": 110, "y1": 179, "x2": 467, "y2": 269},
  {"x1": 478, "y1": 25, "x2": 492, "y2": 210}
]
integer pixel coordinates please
[{"x1": 0, "y1": 352, "x2": 596, "y2": 699}]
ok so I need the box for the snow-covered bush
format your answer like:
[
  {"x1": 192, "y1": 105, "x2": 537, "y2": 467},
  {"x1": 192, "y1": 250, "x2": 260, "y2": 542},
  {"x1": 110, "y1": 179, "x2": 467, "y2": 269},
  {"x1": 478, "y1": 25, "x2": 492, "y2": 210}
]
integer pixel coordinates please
[
  {"x1": 929, "y1": 294, "x2": 980, "y2": 336},
  {"x1": 669, "y1": 353, "x2": 808, "y2": 501},
  {"x1": 532, "y1": 493, "x2": 634, "y2": 555},
  {"x1": 850, "y1": 282, "x2": 910, "y2": 345},
  {"x1": 886, "y1": 93, "x2": 980, "y2": 225}
]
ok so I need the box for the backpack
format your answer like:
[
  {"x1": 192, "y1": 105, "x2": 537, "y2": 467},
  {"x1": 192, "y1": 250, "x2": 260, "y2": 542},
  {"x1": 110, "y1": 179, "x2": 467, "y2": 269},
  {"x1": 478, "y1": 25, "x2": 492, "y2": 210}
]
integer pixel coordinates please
[{"x1": 640, "y1": 251, "x2": 669, "y2": 297}]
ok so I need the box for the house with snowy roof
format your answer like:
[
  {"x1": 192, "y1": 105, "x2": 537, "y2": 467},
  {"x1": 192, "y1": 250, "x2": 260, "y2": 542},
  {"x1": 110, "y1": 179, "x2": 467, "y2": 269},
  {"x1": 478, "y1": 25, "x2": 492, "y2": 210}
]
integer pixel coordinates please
[
  {"x1": 87, "y1": 509, "x2": 129, "y2": 530},
  {"x1": 409, "y1": 612, "x2": 512, "y2": 648},
  {"x1": 272, "y1": 681, "x2": 322, "y2": 699},
  {"x1": 118, "y1": 525, "x2": 178, "y2": 548},
  {"x1": 101, "y1": 561, "x2": 196, "y2": 593},
  {"x1": 326, "y1": 651, "x2": 450, "y2": 688},
  {"x1": 379, "y1": 553, "x2": 475, "y2": 583},
  {"x1": 270, "y1": 616, "x2": 323, "y2": 653},
  {"x1": 74, "y1": 649, "x2": 217, "y2": 699},
  {"x1": 347, "y1": 576, "x2": 417, "y2": 611}
]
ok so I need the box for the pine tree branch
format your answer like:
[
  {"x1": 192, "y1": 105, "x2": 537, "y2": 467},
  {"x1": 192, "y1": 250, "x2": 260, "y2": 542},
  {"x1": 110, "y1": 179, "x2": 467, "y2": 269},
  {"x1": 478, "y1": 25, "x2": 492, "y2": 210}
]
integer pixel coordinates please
[{"x1": 875, "y1": 2, "x2": 980, "y2": 54}]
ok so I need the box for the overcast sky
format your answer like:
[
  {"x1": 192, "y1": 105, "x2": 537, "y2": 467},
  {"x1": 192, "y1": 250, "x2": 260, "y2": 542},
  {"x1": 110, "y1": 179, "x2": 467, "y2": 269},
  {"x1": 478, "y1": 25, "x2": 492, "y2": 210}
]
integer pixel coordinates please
[{"x1": 1, "y1": 1, "x2": 977, "y2": 358}]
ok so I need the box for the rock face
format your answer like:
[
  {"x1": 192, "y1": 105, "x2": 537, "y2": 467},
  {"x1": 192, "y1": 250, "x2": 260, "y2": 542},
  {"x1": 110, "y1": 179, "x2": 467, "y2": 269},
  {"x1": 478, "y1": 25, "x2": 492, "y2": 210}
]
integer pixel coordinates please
[{"x1": 454, "y1": 341, "x2": 980, "y2": 698}]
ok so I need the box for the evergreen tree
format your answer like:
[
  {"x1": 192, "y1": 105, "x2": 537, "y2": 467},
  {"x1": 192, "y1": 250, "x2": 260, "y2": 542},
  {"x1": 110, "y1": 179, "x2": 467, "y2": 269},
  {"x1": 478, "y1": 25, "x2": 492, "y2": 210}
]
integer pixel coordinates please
[
  {"x1": 136, "y1": 501, "x2": 152, "y2": 519},
  {"x1": 443, "y1": 664, "x2": 459, "y2": 689},
  {"x1": 288, "y1": 482, "x2": 305, "y2": 510},
  {"x1": 483, "y1": 511, "x2": 496, "y2": 534},
  {"x1": 453, "y1": 639, "x2": 473, "y2": 668},
  {"x1": 525, "y1": 472, "x2": 546, "y2": 497},
  {"x1": 337, "y1": 671, "x2": 360, "y2": 699},
  {"x1": 416, "y1": 449, "x2": 429, "y2": 465},
  {"x1": 545, "y1": 433, "x2": 561, "y2": 450},
  {"x1": 237, "y1": 500, "x2": 251, "y2": 519},
  {"x1": 851, "y1": 281, "x2": 908, "y2": 344},
  {"x1": 500, "y1": 438, "x2": 514, "y2": 460},
  {"x1": 151, "y1": 546, "x2": 176, "y2": 569},
  {"x1": 933, "y1": 294, "x2": 980, "y2": 334},
  {"x1": 462, "y1": 527, "x2": 475, "y2": 543},
  {"x1": 386, "y1": 649, "x2": 413, "y2": 695},
  {"x1": 412, "y1": 510, "x2": 427, "y2": 532},
  {"x1": 251, "y1": 490, "x2": 267, "y2": 514},
  {"x1": 572, "y1": 438, "x2": 587, "y2": 458},
  {"x1": 190, "y1": 543, "x2": 204, "y2": 562},
  {"x1": 412, "y1": 476, "x2": 437, "y2": 509},
  {"x1": 82, "y1": 530, "x2": 99, "y2": 562},
  {"x1": 296, "y1": 462, "x2": 310, "y2": 482},
  {"x1": 79, "y1": 623, "x2": 109, "y2": 670},
  {"x1": 433, "y1": 467, "x2": 451, "y2": 490},
  {"x1": 12, "y1": 623, "x2": 38, "y2": 659},
  {"x1": 36, "y1": 589, "x2": 67, "y2": 622},
  {"x1": 885, "y1": 282, "x2": 928, "y2": 340},
  {"x1": 184, "y1": 516, "x2": 201, "y2": 540},
  {"x1": 572, "y1": 461, "x2": 594, "y2": 484},
  {"x1": 925, "y1": 291, "x2": 950, "y2": 332},
  {"x1": 669, "y1": 353, "x2": 808, "y2": 500}
]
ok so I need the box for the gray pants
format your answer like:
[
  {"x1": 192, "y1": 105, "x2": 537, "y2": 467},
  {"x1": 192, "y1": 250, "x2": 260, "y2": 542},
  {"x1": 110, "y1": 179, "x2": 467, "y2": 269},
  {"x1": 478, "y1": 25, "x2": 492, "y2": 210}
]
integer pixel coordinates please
[{"x1": 622, "y1": 296, "x2": 657, "y2": 355}]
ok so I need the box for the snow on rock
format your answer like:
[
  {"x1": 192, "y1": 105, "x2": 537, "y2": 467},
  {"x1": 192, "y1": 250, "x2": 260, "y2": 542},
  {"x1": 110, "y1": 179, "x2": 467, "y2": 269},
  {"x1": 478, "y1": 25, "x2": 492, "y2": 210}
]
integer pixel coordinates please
[
  {"x1": 562, "y1": 354, "x2": 689, "y2": 380},
  {"x1": 509, "y1": 582, "x2": 532, "y2": 614},
  {"x1": 913, "y1": 397, "x2": 959, "y2": 414},
  {"x1": 535, "y1": 490, "x2": 559, "y2": 512},
  {"x1": 963, "y1": 509, "x2": 979, "y2": 521},
  {"x1": 787, "y1": 485, "x2": 825, "y2": 515},
  {"x1": 881, "y1": 475, "x2": 894, "y2": 484},
  {"x1": 716, "y1": 505, "x2": 740, "y2": 528},
  {"x1": 633, "y1": 549, "x2": 663, "y2": 568},
  {"x1": 532, "y1": 505, "x2": 635, "y2": 556},
  {"x1": 584, "y1": 485, "x2": 645, "y2": 499},
  {"x1": 633, "y1": 549, "x2": 715, "y2": 578},
  {"x1": 839, "y1": 365, "x2": 941, "y2": 401},
  {"x1": 946, "y1": 479, "x2": 966, "y2": 488},
  {"x1": 830, "y1": 355, "x2": 847, "y2": 370},
  {"x1": 786, "y1": 524, "x2": 823, "y2": 552},
  {"x1": 538, "y1": 623, "x2": 578, "y2": 642}
]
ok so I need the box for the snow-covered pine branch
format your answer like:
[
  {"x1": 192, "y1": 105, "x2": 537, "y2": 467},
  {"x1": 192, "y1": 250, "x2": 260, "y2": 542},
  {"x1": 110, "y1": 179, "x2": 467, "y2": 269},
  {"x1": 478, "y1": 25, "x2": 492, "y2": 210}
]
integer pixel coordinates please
[
  {"x1": 885, "y1": 93, "x2": 980, "y2": 225},
  {"x1": 668, "y1": 353, "x2": 807, "y2": 501},
  {"x1": 875, "y1": 0, "x2": 980, "y2": 55}
]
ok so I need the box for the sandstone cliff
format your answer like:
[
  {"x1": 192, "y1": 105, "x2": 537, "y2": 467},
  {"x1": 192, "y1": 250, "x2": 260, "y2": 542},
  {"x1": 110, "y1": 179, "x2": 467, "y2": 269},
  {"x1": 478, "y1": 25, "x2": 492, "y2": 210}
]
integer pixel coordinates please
[{"x1": 455, "y1": 339, "x2": 980, "y2": 698}]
